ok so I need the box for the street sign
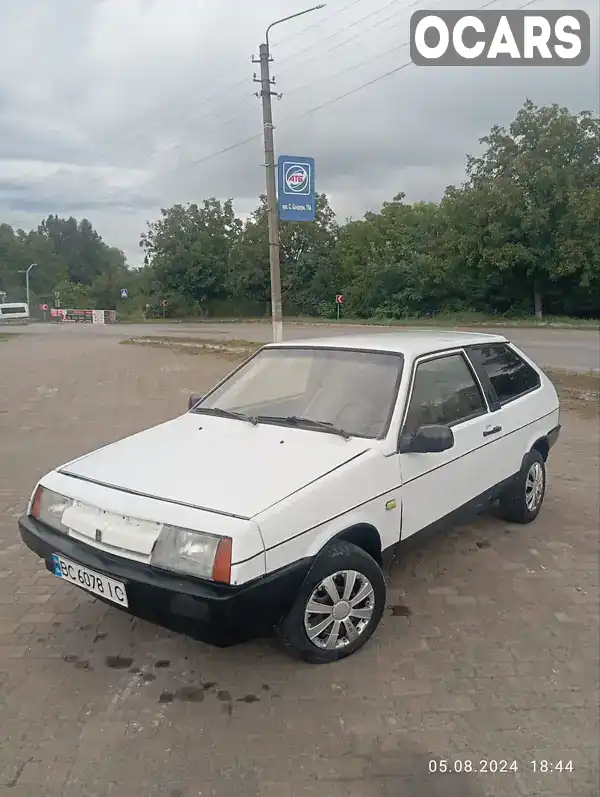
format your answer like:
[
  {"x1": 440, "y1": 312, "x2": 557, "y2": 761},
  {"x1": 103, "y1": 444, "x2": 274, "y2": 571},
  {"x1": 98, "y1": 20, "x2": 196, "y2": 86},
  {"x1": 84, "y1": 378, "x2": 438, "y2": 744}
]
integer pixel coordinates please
[
  {"x1": 40, "y1": 303, "x2": 48, "y2": 311},
  {"x1": 336, "y1": 295, "x2": 344, "y2": 303},
  {"x1": 120, "y1": 288, "x2": 128, "y2": 299},
  {"x1": 160, "y1": 300, "x2": 167, "y2": 307},
  {"x1": 277, "y1": 155, "x2": 315, "y2": 222}
]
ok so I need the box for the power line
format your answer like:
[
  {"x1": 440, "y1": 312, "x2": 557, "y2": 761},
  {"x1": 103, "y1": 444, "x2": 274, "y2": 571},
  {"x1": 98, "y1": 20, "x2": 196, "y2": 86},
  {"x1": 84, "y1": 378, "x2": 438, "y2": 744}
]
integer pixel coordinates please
[
  {"x1": 21, "y1": 0, "x2": 429, "y2": 203},
  {"x1": 285, "y1": 0, "x2": 447, "y2": 94},
  {"x1": 124, "y1": 2, "x2": 412, "y2": 152},
  {"x1": 15, "y1": 0, "x2": 420, "y2": 195},
  {"x1": 30, "y1": 38, "x2": 415, "y2": 210},
  {"x1": 278, "y1": 0, "x2": 406, "y2": 64},
  {"x1": 289, "y1": 41, "x2": 410, "y2": 96},
  {"x1": 273, "y1": 0, "x2": 367, "y2": 47},
  {"x1": 96, "y1": 0, "x2": 375, "y2": 145},
  {"x1": 16, "y1": 1, "x2": 394, "y2": 187},
  {"x1": 25, "y1": 0, "x2": 541, "y2": 211}
]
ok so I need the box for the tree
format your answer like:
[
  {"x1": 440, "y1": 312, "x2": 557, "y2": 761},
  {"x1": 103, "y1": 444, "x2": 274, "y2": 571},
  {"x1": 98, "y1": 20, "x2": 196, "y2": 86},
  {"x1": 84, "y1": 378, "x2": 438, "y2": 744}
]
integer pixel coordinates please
[
  {"x1": 37, "y1": 215, "x2": 109, "y2": 285},
  {"x1": 5, "y1": 99, "x2": 595, "y2": 323},
  {"x1": 452, "y1": 100, "x2": 600, "y2": 317},
  {"x1": 140, "y1": 199, "x2": 242, "y2": 313},
  {"x1": 89, "y1": 247, "x2": 129, "y2": 310},
  {"x1": 228, "y1": 193, "x2": 341, "y2": 315},
  {"x1": 0, "y1": 223, "x2": 65, "y2": 304},
  {"x1": 336, "y1": 194, "x2": 458, "y2": 318}
]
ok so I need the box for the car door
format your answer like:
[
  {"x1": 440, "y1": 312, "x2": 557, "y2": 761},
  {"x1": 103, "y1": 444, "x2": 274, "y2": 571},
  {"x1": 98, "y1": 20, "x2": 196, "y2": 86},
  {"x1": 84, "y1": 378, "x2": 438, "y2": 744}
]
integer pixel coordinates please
[{"x1": 397, "y1": 350, "x2": 506, "y2": 541}]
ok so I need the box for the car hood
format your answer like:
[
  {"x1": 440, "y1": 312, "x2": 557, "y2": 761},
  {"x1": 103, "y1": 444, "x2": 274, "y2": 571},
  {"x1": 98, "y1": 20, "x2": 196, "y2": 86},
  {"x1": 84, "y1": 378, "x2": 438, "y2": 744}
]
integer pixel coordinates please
[{"x1": 59, "y1": 413, "x2": 370, "y2": 518}]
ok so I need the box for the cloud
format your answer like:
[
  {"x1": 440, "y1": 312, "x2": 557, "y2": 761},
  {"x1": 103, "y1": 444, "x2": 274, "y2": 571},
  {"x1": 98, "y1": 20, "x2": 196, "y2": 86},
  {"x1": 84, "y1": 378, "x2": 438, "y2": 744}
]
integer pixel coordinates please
[{"x1": 0, "y1": 0, "x2": 598, "y2": 265}]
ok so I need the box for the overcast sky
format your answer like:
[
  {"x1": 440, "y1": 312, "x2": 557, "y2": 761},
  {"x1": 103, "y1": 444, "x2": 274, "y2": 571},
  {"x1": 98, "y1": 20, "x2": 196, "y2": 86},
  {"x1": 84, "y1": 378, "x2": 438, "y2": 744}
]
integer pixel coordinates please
[{"x1": 0, "y1": 0, "x2": 598, "y2": 266}]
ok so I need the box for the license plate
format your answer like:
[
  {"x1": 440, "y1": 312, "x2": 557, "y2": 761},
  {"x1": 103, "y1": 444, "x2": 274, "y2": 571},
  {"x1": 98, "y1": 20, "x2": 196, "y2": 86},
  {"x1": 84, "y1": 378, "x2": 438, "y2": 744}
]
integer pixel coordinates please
[{"x1": 52, "y1": 554, "x2": 128, "y2": 607}]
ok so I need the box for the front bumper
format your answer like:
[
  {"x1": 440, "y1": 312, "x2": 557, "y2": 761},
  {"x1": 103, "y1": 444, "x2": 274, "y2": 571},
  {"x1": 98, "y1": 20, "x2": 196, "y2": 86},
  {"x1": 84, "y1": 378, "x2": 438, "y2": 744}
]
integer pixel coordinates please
[{"x1": 19, "y1": 515, "x2": 311, "y2": 646}]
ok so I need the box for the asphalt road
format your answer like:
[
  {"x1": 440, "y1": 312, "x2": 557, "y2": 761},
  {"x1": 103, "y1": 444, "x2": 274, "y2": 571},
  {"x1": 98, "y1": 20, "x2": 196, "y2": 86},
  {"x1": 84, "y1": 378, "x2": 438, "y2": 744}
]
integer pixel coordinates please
[{"x1": 2, "y1": 320, "x2": 599, "y2": 372}]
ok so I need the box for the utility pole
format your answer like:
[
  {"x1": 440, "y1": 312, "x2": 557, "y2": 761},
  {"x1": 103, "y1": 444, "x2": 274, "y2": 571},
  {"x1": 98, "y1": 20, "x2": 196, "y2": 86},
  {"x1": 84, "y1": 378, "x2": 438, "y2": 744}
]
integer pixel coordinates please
[
  {"x1": 253, "y1": 5, "x2": 325, "y2": 343},
  {"x1": 254, "y1": 43, "x2": 282, "y2": 342}
]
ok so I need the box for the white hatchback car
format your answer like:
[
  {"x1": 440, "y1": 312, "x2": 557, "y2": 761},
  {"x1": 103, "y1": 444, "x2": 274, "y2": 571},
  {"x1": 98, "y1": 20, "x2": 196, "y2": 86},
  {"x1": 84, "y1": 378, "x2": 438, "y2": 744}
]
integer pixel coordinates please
[{"x1": 20, "y1": 330, "x2": 560, "y2": 663}]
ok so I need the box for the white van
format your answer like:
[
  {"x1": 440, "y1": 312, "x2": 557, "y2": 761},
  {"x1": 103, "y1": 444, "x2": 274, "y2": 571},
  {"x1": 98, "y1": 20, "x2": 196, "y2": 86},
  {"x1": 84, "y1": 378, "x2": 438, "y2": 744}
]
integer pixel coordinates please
[
  {"x1": 19, "y1": 330, "x2": 560, "y2": 663},
  {"x1": 0, "y1": 302, "x2": 29, "y2": 322}
]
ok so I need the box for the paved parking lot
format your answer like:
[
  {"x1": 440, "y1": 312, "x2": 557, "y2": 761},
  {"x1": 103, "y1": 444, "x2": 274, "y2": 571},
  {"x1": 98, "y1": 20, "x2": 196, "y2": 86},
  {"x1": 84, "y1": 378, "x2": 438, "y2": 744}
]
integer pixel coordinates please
[{"x1": 1, "y1": 328, "x2": 598, "y2": 796}]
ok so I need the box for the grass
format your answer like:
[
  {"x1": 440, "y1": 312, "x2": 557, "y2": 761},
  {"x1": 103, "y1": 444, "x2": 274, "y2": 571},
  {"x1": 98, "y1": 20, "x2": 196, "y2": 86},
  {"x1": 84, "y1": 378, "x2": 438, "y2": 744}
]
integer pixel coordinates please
[
  {"x1": 120, "y1": 336, "x2": 261, "y2": 347},
  {"x1": 116, "y1": 312, "x2": 599, "y2": 330},
  {"x1": 119, "y1": 336, "x2": 261, "y2": 358}
]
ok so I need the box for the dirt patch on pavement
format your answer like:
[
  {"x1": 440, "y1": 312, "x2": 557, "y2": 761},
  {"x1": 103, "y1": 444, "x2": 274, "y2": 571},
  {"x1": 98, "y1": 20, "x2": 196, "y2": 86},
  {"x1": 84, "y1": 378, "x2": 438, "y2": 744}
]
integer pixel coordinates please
[
  {"x1": 546, "y1": 369, "x2": 599, "y2": 417},
  {"x1": 120, "y1": 336, "x2": 261, "y2": 360}
]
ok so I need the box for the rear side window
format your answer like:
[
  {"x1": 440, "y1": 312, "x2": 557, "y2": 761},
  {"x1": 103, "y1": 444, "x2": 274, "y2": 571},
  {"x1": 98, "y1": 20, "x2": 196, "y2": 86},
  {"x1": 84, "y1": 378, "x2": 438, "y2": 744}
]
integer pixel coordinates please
[{"x1": 468, "y1": 344, "x2": 541, "y2": 403}]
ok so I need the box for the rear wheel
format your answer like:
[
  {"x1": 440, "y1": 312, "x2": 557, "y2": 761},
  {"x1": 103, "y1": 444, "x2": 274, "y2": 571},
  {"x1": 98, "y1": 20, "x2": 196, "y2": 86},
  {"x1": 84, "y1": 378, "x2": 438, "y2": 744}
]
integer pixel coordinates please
[
  {"x1": 277, "y1": 540, "x2": 386, "y2": 663},
  {"x1": 499, "y1": 449, "x2": 546, "y2": 524}
]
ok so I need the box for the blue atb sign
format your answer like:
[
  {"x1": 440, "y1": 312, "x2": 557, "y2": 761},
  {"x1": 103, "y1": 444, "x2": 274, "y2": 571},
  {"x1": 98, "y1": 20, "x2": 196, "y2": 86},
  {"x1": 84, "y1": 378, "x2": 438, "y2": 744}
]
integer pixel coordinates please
[{"x1": 277, "y1": 155, "x2": 315, "y2": 222}]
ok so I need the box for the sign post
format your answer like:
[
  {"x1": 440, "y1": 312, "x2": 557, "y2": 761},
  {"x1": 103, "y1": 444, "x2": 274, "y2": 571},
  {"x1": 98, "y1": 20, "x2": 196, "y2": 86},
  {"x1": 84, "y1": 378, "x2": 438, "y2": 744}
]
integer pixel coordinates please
[
  {"x1": 40, "y1": 303, "x2": 48, "y2": 322},
  {"x1": 160, "y1": 299, "x2": 167, "y2": 319},
  {"x1": 335, "y1": 294, "x2": 344, "y2": 321},
  {"x1": 277, "y1": 155, "x2": 316, "y2": 223}
]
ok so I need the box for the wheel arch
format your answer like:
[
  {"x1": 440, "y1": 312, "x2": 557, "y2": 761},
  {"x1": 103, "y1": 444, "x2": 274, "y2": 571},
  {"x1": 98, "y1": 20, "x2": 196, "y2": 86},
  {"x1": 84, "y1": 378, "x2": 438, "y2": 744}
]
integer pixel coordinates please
[
  {"x1": 316, "y1": 523, "x2": 383, "y2": 566},
  {"x1": 531, "y1": 436, "x2": 550, "y2": 462}
]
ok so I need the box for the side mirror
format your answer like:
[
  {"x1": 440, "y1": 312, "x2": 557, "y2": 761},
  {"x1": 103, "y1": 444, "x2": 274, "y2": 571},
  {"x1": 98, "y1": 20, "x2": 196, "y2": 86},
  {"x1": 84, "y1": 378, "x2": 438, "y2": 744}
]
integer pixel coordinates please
[
  {"x1": 188, "y1": 394, "x2": 203, "y2": 411},
  {"x1": 405, "y1": 424, "x2": 454, "y2": 453}
]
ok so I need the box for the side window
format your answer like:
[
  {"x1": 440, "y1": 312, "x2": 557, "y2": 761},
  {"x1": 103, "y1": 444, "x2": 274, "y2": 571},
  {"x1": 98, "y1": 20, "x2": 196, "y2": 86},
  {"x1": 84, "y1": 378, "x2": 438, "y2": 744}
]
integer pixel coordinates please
[
  {"x1": 468, "y1": 344, "x2": 541, "y2": 403},
  {"x1": 403, "y1": 354, "x2": 486, "y2": 437}
]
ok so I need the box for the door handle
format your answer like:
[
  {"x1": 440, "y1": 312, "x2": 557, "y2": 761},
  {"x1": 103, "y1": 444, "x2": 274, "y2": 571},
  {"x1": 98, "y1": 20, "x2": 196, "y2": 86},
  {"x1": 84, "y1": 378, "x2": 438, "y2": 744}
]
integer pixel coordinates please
[{"x1": 483, "y1": 425, "x2": 502, "y2": 437}]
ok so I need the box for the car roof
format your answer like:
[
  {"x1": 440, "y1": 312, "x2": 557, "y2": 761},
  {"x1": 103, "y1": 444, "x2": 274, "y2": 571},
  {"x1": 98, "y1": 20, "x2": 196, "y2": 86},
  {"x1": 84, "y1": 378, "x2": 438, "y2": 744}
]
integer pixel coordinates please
[{"x1": 265, "y1": 329, "x2": 508, "y2": 359}]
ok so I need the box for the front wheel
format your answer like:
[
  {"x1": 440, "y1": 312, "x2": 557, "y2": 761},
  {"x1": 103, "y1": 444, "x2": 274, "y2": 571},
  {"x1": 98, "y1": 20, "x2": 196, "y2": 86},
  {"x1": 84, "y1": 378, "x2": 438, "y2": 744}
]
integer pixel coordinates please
[
  {"x1": 277, "y1": 540, "x2": 386, "y2": 663},
  {"x1": 499, "y1": 449, "x2": 546, "y2": 524}
]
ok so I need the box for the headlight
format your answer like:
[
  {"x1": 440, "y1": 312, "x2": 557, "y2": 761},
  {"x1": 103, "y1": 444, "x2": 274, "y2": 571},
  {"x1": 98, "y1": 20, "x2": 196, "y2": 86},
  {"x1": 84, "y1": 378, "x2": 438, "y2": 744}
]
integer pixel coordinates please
[
  {"x1": 30, "y1": 486, "x2": 73, "y2": 534},
  {"x1": 150, "y1": 526, "x2": 232, "y2": 583}
]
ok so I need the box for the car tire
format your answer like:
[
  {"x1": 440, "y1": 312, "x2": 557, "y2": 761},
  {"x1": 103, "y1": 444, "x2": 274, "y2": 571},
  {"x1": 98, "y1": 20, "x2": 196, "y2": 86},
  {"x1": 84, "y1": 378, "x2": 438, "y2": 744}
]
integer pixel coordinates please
[
  {"x1": 276, "y1": 540, "x2": 386, "y2": 664},
  {"x1": 498, "y1": 448, "x2": 546, "y2": 524}
]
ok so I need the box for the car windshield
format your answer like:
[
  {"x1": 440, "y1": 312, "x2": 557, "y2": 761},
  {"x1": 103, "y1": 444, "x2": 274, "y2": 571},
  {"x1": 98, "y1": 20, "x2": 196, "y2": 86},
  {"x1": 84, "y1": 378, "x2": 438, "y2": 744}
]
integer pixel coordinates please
[{"x1": 195, "y1": 346, "x2": 404, "y2": 439}]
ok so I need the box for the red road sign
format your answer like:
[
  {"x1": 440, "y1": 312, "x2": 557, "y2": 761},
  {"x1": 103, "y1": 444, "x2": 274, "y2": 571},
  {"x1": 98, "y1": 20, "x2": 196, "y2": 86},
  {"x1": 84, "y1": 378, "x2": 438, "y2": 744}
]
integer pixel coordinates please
[
  {"x1": 40, "y1": 303, "x2": 49, "y2": 311},
  {"x1": 335, "y1": 294, "x2": 344, "y2": 304}
]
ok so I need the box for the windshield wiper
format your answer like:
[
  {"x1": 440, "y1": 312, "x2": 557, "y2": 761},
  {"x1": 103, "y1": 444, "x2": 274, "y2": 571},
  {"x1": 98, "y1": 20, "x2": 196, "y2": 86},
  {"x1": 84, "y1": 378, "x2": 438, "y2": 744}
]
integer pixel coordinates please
[
  {"x1": 192, "y1": 407, "x2": 258, "y2": 425},
  {"x1": 255, "y1": 415, "x2": 350, "y2": 439}
]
